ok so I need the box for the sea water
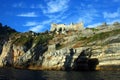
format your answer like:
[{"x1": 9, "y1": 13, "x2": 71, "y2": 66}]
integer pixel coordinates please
[{"x1": 0, "y1": 68, "x2": 120, "y2": 80}]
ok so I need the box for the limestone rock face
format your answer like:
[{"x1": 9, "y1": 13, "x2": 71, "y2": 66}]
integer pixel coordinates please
[
  {"x1": 91, "y1": 43, "x2": 120, "y2": 70},
  {"x1": 42, "y1": 47, "x2": 91, "y2": 70},
  {"x1": 0, "y1": 41, "x2": 91, "y2": 70},
  {"x1": 0, "y1": 22, "x2": 120, "y2": 71},
  {"x1": 0, "y1": 42, "x2": 13, "y2": 66}
]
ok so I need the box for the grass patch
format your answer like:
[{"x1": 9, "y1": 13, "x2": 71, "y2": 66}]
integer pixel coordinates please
[
  {"x1": 13, "y1": 32, "x2": 53, "y2": 48},
  {"x1": 14, "y1": 35, "x2": 33, "y2": 47},
  {"x1": 78, "y1": 29, "x2": 120, "y2": 44},
  {"x1": 33, "y1": 34, "x2": 53, "y2": 45},
  {"x1": 78, "y1": 37, "x2": 87, "y2": 41},
  {"x1": 88, "y1": 29, "x2": 120, "y2": 42},
  {"x1": 86, "y1": 28, "x2": 99, "y2": 31}
]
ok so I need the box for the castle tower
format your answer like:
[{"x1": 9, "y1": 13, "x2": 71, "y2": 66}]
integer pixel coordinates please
[
  {"x1": 50, "y1": 23, "x2": 57, "y2": 31},
  {"x1": 74, "y1": 22, "x2": 84, "y2": 30},
  {"x1": 50, "y1": 22, "x2": 84, "y2": 33}
]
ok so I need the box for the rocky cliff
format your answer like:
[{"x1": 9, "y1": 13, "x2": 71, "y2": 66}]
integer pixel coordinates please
[{"x1": 0, "y1": 22, "x2": 120, "y2": 70}]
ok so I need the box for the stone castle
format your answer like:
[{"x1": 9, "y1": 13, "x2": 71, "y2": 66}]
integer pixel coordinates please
[{"x1": 50, "y1": 22, "x2": 84, "y2": 33}]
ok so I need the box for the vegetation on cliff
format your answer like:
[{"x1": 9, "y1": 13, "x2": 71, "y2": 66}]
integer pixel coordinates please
[
  {"x1": 83, "y1": 29, "x2": 119, "y2": 40},
  {"x1": 0, "y1": 22, "x2": 120, "y2": 71},
  {"x1": 1, "y1": 22, "x2": 120, "y2": 47},
  {"x1": 9, "y1": 32, "x2": 54, "y2": 52},
  {"x1": 77, "y1": 28, "x2": 120, "y2": 46},
  {"x1": 0, "y1": 23, "x2": 16, "y2": 35},
  {"x1": 0, "y1": 23, "x2": 17, "y2": 45}
]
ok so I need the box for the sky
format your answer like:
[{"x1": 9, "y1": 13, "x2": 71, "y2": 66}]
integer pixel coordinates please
[{"x1": 0, "y1": 0, "x2": 120, "y2": 32}]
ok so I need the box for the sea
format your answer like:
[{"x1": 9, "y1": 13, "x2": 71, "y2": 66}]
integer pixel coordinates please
[{"x1": 0, "y1": 68, "x2": 120, "y2": 80}]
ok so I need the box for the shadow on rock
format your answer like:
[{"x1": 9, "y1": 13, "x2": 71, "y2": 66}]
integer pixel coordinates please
[
  {"x1": 73, "y1": 48, "x2": 99, "y2": 71},
  {"x1": 88, "y1": 58, "x2": 99, "y2": 71},
  {"x1": 64, "y1": 48, "x2": 75, "y2": 70}
]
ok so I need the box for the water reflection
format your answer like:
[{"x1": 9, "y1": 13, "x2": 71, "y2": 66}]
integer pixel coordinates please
[
  {"x1": 0, "y1": 68, "x2": 120, "y2": 80},
  {"x1": 34, "y1": 71, "x2": 106, "y2": 80},
  {"x1": 0, "y1": 68, "x2": 46, "y2": 80}
]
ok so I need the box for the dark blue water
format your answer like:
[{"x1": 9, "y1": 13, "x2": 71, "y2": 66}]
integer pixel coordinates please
[{"x1": 0, "y1": 68, "x2": 120, "y2": 80}]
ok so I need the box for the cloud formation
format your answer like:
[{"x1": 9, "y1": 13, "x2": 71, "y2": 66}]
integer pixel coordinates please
[
  {"x1": 77, "y1": 4, "x2": 99, "y2": 24},
  {"x1": 26, "y1": 19, "x2": 59, "y2": 32},
  {"x1": 9, "y1": 0, "x2": 120, "y2": 32},
  {"x1": 24, "y1": 22, "x2": 39, "y2": 26},
  {"x1": 25, "y1": 0, "x2": 70, "y2": 32},
  {"x1": 41, "y1": 0, "x2": 70, "y2": 14},
  {"x1": 103, "y1": 8, "x2": 120, "y2": 19},
  {"x1": 17, "y1": 12, "x2": 38, "y2": 17},
  {"x1": 86, "y1": 23, "x2": 102, "y2": 28},
  {"x1": 29, "y1": 25, "x2": 43, "y2": 32}
]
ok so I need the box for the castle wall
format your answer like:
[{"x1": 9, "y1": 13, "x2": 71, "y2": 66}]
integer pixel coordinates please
[{"x1": 50, "y1": 22, "x2": 84, "y2": 32}]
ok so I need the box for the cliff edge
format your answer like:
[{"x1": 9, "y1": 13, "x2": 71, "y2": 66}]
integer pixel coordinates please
[{"x1": 0, "y1": 22, "x2": 120, "y2": 70}]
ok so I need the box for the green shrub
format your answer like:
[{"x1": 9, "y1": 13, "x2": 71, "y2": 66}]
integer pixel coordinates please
[
  {"x1": 14, "y1": 35, "x2": 33, "y2": 46},
  {"x1": 33, "y1": 34, "x2": 53, "y2": 45},
  {"x1": 78, "y1": 29, "x2": 120, "y2": 43},
  {"x1": 78, "y1": 37, "x2": 87, "y2": 41},
  {"x1": 88, "y1": 29, "x2": 120, "y2": 42}
]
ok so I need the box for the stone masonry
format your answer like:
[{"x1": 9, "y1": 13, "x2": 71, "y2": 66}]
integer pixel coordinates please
[{"x1": 50, "y1": 22, "x2": 84, "y2": 34}]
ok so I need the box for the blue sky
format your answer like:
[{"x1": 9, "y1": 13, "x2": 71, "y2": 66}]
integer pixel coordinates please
[{"x1": 0, "y1": 0, "x2": 120, "y2": 32}]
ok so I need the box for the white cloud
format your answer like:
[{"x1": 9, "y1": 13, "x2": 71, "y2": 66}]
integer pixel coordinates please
[
  {"x1": 27, "y1": 19, "x2": 59, "y2": 32},
  {"x1": 87, "y1": 19, "x2": 120, "y2": 28},
  {"x1": 45, "y1": 10, "x2": 69, "y2": 21},
  {"x1": 25, "y1": 20, "x2": 53, "y2": 32},
  {"x1": 103, "y1": 8, "x2": 120, "y2": 25},
  {"x1": 86, "y1": 23, "x2": 102, "y2": 28},
  {"x1": 27, "y1": 0, "x2": 70, "y2": 32},
  {"x1": 103, "y1": 12, "x2": 119, "y2": 18},
  {"x1": 24, "y1": 22, "x2": 38, "y2": 26},
  {"x1": 29, "y1": 25, "x2": 44, "y2": 32},
  {"x1": 17, "y1": 12, "x2": 38, "y2": 17},
  {"x1": 24, "y1": 0, "x2": 70, "y2": 32},
  {"x1": 107, "y1": 19, "x2": 120, "y2": 24},
  {"x1": 77, "y1": 5, "x2": 98, "y2": 24},
  {"x1": 41, "y1": 0, "x2": 70, "y2": 14},
  {"x1": 103, "y1": 8, "x2": 120, "y2": 18},
  {"x1": 26, "y1": 16, "x2": 64, "y2": 32}
]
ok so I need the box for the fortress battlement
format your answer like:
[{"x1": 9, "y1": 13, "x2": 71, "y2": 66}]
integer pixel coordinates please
[{"x1": 50, "y1": 22, "x2": 84, "y2": 33}]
